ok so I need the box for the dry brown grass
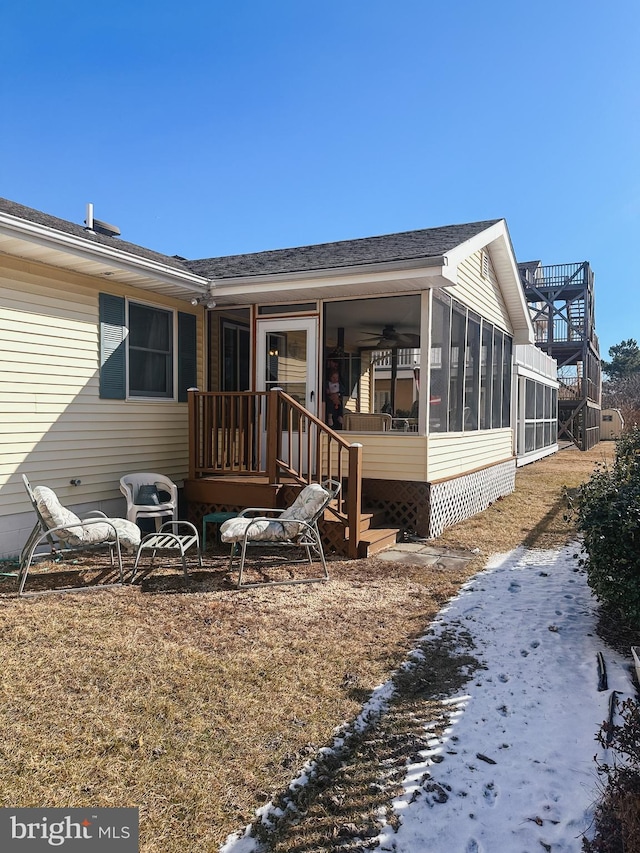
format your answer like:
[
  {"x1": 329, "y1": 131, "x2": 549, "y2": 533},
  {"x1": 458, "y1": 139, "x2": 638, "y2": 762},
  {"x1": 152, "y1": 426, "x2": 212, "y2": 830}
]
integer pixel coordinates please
[{"x1": 0, "y1": 443, "x2": 614, "y2": 851}]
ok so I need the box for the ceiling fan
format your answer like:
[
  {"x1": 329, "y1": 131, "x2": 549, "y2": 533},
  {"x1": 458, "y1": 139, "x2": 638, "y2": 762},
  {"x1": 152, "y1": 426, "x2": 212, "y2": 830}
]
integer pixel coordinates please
[{"x1": 357, "y1": 324, "x2": 419, "y2": 348}]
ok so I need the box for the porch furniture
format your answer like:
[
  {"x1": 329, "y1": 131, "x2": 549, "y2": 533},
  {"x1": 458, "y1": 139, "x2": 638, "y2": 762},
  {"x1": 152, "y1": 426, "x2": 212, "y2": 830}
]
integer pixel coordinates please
[
  {"x1": 202, "y1": 511, "x2": 239, "y2": 551},
  {"x1": 119, "y1": 473, "x2": 178, "y2": 531},
  {"x1": 343, "y1": 412, "x2": 392, "y2": 431},
  {"x1": 219, "y1": 480, "x2": 341, "y2": 589},
  {"x1": 391, "y1": 417, "x2": 410, "y2": 431},
  {"x1": 19, "y1": 474, "x2": 141, "y2": 596},
  {"x1": 131, "y1": 521, "x2": 202, "y2": 581}
]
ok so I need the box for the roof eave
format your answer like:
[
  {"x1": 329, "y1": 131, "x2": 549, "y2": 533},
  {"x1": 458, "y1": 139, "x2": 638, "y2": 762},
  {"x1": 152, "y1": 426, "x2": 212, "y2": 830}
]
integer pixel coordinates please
[
  {"x1": 0, "y1": 211, "x2": 210, "y2": 294},
  {"x1": 209, "y1": 255, "x2": 456, "y2": 305}
]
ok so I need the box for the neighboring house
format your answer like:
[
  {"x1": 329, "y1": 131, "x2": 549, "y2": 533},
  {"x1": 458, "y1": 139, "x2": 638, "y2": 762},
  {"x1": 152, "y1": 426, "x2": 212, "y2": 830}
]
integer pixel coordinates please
[
  {"x1": 600, "y1": 408, "x2": 624, "y2": 440},
  {"x1": 518, "y1": 260, "x2": 601, "y2": 450},
  {"x1": 0, "y1": 199, "x2": 558, "y2": 559}
]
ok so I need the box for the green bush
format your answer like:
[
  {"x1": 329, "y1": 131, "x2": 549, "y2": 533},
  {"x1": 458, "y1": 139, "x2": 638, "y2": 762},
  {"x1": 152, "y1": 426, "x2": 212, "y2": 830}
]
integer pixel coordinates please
[{"x1": 570, "y1": 427, "x2": 640, "y2": 625}]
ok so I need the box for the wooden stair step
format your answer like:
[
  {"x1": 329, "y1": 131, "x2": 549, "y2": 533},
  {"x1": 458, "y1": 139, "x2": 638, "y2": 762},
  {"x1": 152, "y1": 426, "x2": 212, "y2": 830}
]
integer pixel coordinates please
[{"x1": 357, "y1": 528, "x2": 400, "y2": 558}]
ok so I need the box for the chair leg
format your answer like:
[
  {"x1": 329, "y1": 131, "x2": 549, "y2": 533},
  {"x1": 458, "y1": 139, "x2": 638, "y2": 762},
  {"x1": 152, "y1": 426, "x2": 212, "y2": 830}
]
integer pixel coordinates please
[{"x1": 237, "y1": 542, "x2": 249, "y2": 589}]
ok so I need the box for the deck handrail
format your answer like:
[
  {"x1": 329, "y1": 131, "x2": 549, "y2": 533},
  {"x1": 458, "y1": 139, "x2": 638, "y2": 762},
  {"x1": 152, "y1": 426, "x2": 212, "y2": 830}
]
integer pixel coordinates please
[{"x1": 188, "y1": 389, "x2": 363, "y2": 558}]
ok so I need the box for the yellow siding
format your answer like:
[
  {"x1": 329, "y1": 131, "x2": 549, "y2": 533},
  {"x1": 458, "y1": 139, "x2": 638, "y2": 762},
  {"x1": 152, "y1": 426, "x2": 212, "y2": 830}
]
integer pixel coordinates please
[
  {"x1": 426, "y1": 429, "x2": 514, "y2": 480},
  {"x1": 342, "y1": 434, "x2": 427, "y2": 480},
  {"x1": 452, "y1": 250, "x2": 512, "y2": 332},
  {"x1": 0, "y1": 255, "x2": 203, "y2": 515}
]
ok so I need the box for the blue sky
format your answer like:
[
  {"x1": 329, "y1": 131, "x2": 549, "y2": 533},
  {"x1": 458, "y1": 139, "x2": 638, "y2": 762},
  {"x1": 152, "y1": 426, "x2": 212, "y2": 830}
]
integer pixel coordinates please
[{"x1": 1, "y1": 1, "x2": 638, "y2": 359}]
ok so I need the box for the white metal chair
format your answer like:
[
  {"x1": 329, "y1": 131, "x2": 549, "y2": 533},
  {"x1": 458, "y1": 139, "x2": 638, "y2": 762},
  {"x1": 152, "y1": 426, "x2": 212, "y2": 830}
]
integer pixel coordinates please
[
  {"x1": 220, "y1": 480, "x2": 341, "y2": 589},
  {"x1": 119, "y1": 473, "x2": 178, "y2": 531},
  {"x1": 19, "y1": 474, "x2": 141, "y2": 595}
]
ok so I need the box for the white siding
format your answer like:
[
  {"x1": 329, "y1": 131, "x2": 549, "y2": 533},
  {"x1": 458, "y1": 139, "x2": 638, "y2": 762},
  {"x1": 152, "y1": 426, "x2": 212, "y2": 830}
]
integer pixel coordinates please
[
  {"x1": 0, "y1": 255, "x2": 202, "y2": 555},
  {"x1": 426, "y1": 429, "x2": 514, "y2": 480}
]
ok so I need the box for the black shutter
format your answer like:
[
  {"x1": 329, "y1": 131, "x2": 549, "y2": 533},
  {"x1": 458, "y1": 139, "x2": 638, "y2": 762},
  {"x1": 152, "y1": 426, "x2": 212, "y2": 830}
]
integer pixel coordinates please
[
  {"x1": 178, "y1": 311, "x2": 197, "y2": 402},
  {"x1": 99, "y1": 293, "x2": 126, "y2": 399}
]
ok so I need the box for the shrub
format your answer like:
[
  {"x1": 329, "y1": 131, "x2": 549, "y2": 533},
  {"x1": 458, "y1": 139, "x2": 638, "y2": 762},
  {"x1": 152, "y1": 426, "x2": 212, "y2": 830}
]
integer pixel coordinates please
[
  {"x1": 570, "y1": 427, "x2": 640, "y2": 625},
  {"x1": 583, "y1": 698, "x2": 640, "y2": 853}
]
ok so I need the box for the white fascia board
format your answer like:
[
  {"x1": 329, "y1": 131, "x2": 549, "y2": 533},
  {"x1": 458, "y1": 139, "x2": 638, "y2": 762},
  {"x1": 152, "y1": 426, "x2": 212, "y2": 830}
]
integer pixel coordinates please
[
  {"x1": 211, "y1": 256, "x2": 452, "y2": 300},
  {"x1": 0, "y1": 212, "x2": 210, "y2": 294},
  {"x1": 443, "y1": 219, "x2": 507, "y2": 268}
]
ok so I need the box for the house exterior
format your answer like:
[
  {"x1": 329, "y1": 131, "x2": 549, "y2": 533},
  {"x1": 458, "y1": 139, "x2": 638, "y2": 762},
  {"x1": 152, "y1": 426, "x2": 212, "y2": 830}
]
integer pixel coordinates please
[
  {"x1": 186, "y1": 218, "x2": 555, "y2": 545},
  {"x1": 0, "y1": 198, "x2": 210, "y2": 559},
  {"x1": 0, "y1": 198, "x2": 557, "y2": 559}
]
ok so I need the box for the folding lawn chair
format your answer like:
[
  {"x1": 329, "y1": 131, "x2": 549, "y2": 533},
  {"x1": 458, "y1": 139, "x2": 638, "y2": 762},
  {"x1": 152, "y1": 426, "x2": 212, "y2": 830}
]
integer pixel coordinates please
[
  {"x1": 219, "y1": 479, "x2": 341, "y2": 589},
  {"x1": 18, "y1": 474, "x2": 140, "y2": 595}
]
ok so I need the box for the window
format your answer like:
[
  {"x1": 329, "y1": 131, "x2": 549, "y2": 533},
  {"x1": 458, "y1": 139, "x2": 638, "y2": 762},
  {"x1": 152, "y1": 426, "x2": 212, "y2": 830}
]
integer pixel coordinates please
[
  {"x1": 222, "y1": 320, "x2": 250, "y2": 391},
  {"x1": 522, "y1": 377, "x2": 558, "y2": 454},
  {"x1": 99, "y1": 293, "x2": 196, "y2": 401},
  {"x1": 128, "y1": 303, "x2": 173, "y2": 397}
]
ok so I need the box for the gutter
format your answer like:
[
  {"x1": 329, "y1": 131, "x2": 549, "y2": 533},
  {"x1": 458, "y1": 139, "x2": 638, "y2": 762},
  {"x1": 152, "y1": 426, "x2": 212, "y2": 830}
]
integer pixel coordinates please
[{"x1": 0, "y1": 211, "x2": 210, "y2": 295}]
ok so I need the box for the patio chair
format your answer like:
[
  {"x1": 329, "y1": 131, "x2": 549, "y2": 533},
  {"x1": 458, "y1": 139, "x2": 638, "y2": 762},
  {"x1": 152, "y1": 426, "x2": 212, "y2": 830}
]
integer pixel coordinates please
[
  {"x1": 119, "y1": 473, "x2": 178, "y2": 531},
  {"x1": 18, "y1": 474, "x2": 141, "y2": 596},
  {"x1": 219, "y1": 479, "x2": 341, "y2": 589}
]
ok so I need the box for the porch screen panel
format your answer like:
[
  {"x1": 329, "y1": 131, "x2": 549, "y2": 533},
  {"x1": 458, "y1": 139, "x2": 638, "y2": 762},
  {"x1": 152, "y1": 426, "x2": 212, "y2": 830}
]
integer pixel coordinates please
[
  {"x1": 501, "y1": 334, "x2": 512, "y2": 427},
  {"x1": 464, "y1": 313, "x2": 481, "y2": 431},
  {"x1": 491, "y1": 330, "x2": 503, "y2": 429},
  {"x1": 449, "y1": 302, "x2": 466, "y2": 432},
  {"x1": 480, "y1": 322, "x2": 493, "y2": 430},
  {"x1": 430, "y1": 294, "x2": 450, "y2": 432}
]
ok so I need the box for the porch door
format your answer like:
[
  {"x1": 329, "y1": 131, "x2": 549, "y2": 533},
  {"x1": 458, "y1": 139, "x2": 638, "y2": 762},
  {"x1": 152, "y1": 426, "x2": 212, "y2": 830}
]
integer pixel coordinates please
[{"x1": 256, "y1": 317, "x2": 318, "y2": 472}]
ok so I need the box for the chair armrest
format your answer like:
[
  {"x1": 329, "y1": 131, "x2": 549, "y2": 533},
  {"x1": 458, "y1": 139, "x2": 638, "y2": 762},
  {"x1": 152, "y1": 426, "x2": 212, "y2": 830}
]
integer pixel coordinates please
[
  {"x1": 158, "y1": 520, "x2": 199, "y2": 537},
  {"x1": 240, "y1": 516, "x2": 316, "y2": 545},
  {"x1": 82, "y1": 510, "x2": 109, "y2": 519},
  {"x1": 237, "y1": 507, "x2": 285, "y2": 518},
  {"x1": 47, "y1": 518, "x2": 121, "y2": 538}
]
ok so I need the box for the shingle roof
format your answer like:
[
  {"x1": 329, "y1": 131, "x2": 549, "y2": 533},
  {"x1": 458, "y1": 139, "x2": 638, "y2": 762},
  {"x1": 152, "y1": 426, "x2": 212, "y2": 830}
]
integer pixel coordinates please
[
  {"x1": 0, "y1": 197, "x2": 503, "y2": 281},
  {"x1": 186, "y1": 219, "x2": 501, "y2": 279},
  {"x1": 0, "y1": 197, "x2": 194, "y2": 273}
]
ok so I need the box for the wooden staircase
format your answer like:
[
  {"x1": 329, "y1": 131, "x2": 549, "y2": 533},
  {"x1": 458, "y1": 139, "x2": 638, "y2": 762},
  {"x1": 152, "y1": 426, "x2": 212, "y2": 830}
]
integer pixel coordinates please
[{"x1": 322, "y1": 506, "x2": 399, "y2": 558}]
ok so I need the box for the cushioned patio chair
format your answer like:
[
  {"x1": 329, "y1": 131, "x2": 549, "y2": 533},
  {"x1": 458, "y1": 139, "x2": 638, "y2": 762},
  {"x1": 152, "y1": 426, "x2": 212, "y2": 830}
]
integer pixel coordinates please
[
  {"x1": 19, "y1": 475, "x2": 141, "y2": 595},
  {"x1": 119, "y1": 473, "x2": 178, "y2": 531},
  {"x1": 220, "y1": 480, "x2": 341, "y2": 589}
]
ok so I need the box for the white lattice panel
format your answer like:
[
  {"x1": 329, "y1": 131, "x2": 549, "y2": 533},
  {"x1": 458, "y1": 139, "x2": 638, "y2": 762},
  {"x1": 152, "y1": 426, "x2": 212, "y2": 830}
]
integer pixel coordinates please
[{"x1": 429, "y1": 459, "x2": 516, "y2": 538}]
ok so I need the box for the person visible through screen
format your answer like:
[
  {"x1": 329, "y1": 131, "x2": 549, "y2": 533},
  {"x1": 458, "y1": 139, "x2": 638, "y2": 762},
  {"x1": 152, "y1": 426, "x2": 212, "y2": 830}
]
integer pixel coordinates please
[{"x1": 325, "y1": 360, "x2": 344, "y2": 430}]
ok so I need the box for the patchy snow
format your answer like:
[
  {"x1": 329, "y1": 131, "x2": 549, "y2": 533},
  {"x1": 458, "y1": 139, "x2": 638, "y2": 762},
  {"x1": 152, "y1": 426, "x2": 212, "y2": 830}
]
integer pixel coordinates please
[{"x1": 222, "y1": 543, "x2": 636, "y2": 852}]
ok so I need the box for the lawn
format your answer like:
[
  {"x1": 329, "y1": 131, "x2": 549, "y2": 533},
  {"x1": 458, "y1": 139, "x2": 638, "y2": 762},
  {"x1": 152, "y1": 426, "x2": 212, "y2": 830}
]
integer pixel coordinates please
[{"x1": 0, "y1": 443, "x2": 615, "y2": 851}]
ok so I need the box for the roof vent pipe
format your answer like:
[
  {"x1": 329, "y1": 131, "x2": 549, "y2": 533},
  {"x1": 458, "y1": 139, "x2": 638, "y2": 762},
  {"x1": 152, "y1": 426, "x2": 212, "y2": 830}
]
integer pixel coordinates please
[{"x1": 85, "y1": 203, "x2": 95, "y2": 232}]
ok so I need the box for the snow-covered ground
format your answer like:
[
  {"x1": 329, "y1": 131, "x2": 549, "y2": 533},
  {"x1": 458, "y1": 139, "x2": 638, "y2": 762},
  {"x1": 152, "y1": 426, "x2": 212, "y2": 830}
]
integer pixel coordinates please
[{"x1": 223, "y1": 543, "x2": 636, "y2": 852}]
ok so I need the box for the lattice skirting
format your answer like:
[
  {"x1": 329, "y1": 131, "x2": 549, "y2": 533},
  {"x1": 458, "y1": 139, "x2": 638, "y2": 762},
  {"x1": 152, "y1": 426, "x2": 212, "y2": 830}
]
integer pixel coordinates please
[
  {"x1": 428, "y1": 459, "x2": 516, "y2": 538},
  {"x1": 361, "y1": 480, "x2": 431, "y2": 537}
]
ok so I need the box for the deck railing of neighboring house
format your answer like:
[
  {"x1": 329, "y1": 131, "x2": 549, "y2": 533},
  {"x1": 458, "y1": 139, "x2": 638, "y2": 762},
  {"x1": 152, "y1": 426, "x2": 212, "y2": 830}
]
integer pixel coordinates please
[{"x1": 187, "y1": 389, "x2": 363, "y2": 558}]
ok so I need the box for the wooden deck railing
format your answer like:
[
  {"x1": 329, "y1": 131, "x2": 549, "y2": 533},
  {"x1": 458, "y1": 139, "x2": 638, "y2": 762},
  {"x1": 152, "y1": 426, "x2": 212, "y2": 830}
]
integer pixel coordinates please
[{"x1": 188, "y1": 389, "x2": 363, "y2": 557}]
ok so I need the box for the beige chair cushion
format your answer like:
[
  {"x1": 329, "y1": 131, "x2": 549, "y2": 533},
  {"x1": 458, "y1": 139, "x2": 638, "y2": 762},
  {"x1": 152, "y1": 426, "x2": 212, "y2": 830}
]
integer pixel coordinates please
[
  {"x1": 220, "y1": 483, "x2": 330, "y2": 543},
  {"x1": 33, "y1": 486, "x2": 140, "y2": 551}
]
